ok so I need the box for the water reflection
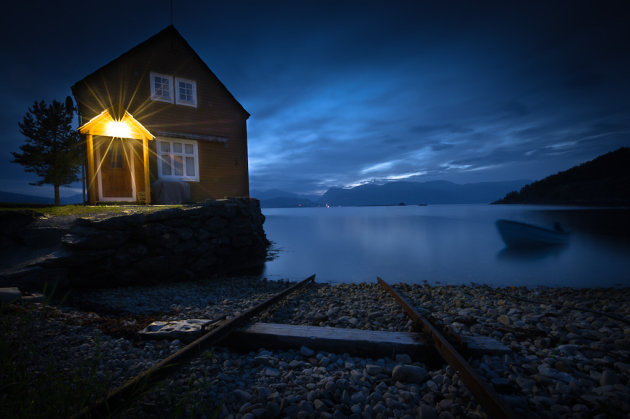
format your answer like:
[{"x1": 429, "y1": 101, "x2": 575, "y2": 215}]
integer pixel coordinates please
[
  {"x1": 496, "y1": 244, "x2": 568, "y2": 262},
  {"x1": 261, "y1": 205, "x2": 630, "y2": 287}
]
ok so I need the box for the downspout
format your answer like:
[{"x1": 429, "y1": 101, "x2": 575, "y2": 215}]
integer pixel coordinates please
[{"x1": 76, "y1": 106, "x2": 86, "y2": 204}]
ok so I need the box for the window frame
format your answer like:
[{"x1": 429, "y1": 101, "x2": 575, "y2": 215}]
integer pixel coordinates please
[
  {"x1": 156, "y1": 138, "x2": 200, "y2": 182},
  {"x1": 175, "y1": 77, "x2": 198, "y2": 107},
  {"x1": 150, "y1": 72, "x2": 174, "y2": 103}
]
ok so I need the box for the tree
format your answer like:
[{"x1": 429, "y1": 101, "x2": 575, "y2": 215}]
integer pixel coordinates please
[{"x1": 12, "y1": 97, "x2": 82, "y2": 205}]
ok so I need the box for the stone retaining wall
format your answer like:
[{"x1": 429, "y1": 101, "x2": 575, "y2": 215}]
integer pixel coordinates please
[{"x1": 0, "y1": 198, "x2": 269, "y2": 290}]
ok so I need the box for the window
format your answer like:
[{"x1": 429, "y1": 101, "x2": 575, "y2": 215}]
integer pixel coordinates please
[
  {"x1": 150, "y1": 72, "x2": 197, "y2": 107},
  {"x1": 150, "y1": 72, "x2": 174, "y2": 103},
  {"x1": 175, "y1": 77, "x2": 197, "y2": 107},
  {"x1": 157, "y1": 139, "x2": 199, "y2": 181}
]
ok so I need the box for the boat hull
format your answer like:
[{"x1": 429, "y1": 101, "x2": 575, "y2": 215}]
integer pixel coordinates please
[{"x1": 496, "y1": 219, "x2": 570, "y2": 248}]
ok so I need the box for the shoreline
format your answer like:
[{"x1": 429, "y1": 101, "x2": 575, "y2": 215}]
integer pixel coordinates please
[{"x1": 2, "y1": 277, "x2": 629, "y2": 418}]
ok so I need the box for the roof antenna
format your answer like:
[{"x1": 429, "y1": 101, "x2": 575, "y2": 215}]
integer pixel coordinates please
[{"x1": 170, "y1": 0, "x2": 174, "y2": 26}]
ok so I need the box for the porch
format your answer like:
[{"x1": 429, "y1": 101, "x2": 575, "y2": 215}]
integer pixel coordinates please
[{"x1": 79, "y1": 110, "x2": 153, "y2": 204}]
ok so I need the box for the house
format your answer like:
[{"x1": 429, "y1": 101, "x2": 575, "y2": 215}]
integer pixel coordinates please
[{"x1": 71, "y1": 26, "x2": 250, "y2": 204}]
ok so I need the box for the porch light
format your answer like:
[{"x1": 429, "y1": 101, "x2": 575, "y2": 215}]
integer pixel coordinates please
[{"x1": 106, "y1": 120, "x2": 132, "y2": 138}]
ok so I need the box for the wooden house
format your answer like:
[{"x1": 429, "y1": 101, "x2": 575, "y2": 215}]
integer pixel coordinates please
[{"x1": 71, "y1": 26, "x2": 250, "y2": 204}]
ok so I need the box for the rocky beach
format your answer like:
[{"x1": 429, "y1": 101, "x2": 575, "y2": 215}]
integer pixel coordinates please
[{"x1": 2, "y1": 277, "x2": 629, "y2": 418}]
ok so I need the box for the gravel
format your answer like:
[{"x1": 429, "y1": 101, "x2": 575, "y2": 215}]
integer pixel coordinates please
[
  {"x1": 3, "y1": 278, "x2": 629, "y2": 418},
  {"x1": 69, "y1": 276, "x2": 289, "y2": 316}
]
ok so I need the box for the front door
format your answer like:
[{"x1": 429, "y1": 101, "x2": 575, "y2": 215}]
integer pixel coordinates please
[{"x1": 97, "y1": 138, "x2": 135, "y2": 200}]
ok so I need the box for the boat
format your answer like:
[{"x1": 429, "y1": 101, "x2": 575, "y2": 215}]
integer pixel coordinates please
[{"x1": 495, "y1": 219, "x2": 570, "y2": 248}]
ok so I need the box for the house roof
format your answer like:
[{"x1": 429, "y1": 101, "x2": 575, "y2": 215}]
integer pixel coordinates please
[
  {"x1": 78, "y1": 109, "x2": 154, "y2": 140},
  {"x1": 71, "y1": 25, "x2": 249, "y2": 118}
]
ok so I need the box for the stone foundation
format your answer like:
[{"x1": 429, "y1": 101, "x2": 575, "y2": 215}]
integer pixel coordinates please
[{"x1": 0, "y1": 198, "x2": 269, "y2": 290}]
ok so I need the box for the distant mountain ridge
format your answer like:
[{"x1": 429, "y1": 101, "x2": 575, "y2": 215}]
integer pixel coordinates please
[
  {"x1": 250, "y1": 189, "x2": 319, "y2": 208},
  {"x1": 0, "y1": 190, "x2": 83, "y2": 205},
  {"x1": 494, "y1": 147, "x2": 630, "y2": 206},
  {"x1": 252, "y1": 179, "x2": 531, "y2": 207},
  {"x1": 320, "y1": 180, "x2": 530, "y2": 206}
]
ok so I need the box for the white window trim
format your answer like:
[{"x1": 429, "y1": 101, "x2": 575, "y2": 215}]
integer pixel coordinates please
[
  {"x1": 150, "y1": 72, "x2": 174, "y2": 103},
  {"x1": 175, "y1": 77, "x2": 197, "y2": 107},
  {"x1": 156, "y1": 138, "x2": 200, "y2": 182}
]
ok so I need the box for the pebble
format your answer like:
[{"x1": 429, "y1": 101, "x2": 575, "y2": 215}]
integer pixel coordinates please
[
  {"x1": 396, "y1": 353, "x2": 412, "y2": 363},
  {"x1": 600, "y1": 369, "x2": 619, "y2": 386},
  {"x1": 262, "y1": 367, "x2": 280, "y2": 377},
  {"x1": 366, "y1": 364, "x2": 383, "y2": 375},
  {"x1": 392, "y1": 364, "x2": 428, "y2": 383},
  {"x1": 4, "y1": 279, "x2": 629, "y2": 419},
  {"x1": 418, "y1": 404, "x2": 438, "y2": 419},
  {"x1": 300, "y1": 346, "x2": 315, "y2": 357},
  {"x1": 233, "y1": 389, "x2": 251, "y2": 401}
]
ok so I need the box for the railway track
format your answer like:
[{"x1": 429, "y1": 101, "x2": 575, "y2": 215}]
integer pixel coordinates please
[
  {"x1": 378, "y1": 277, "x2": 517, "y2": 419},
  {"x1": 76, "y1": 275, "x2": 521, "y2": 418},
  {"x1": 76, "y1": 275, "x2": 317, "y2": 418}
]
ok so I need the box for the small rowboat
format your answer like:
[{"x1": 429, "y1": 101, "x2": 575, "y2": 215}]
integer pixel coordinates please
[{"x1": 495, "y1": 219, "x2": 569, "y2": 248}]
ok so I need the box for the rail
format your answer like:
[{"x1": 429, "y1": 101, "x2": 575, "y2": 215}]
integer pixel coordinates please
[
  {"x1": 378, "y1": 277, "x2": 518, "y2": 419},
  {"x1": 75, "y1": 274, "x2": 316, "y2": 418}
]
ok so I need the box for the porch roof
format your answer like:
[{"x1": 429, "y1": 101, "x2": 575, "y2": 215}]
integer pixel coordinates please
[{"x1": 78, "y1": 109, "x2": 154, "y2": 140}]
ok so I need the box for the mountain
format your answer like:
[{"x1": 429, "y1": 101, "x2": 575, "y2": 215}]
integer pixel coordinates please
[
  {"x1": 250, "y1": 189, "x2": 298, "y2": 200},
  {"x1": 319, "y1": 180, "x2": 530, "y2": 206},
  {"x1": 0, "y1": 191, "x2": 53, "y2": 204},
  {"x1": 259, "y1": 196, "x2": 318, "y2": 208},
  {"x1": 250, "y1": 189, "x2": 319, "y2": 208},
  {"x1": 493, "y1": 147, "x2": 630, "y2": 206},
  {"x1": 0, "y1": 190, "x2": 83, "y2": 205}
]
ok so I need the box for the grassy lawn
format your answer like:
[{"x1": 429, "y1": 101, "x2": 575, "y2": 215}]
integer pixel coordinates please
[
  {"x1": 0, "y1": 204, "x2": 184, "y2": 217},
  {"x1": 0, "y1": 302, "x2": 109, "y2": 419}
]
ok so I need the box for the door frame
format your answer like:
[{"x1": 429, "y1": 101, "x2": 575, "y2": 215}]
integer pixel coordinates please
[{"x1": 95, "y1": 137, "x2": 137, "y2": 202}]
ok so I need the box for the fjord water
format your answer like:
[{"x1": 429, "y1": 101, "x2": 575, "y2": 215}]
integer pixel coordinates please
[{"x1": 261, "y1": 205, "x2": 630, "y2": 287}]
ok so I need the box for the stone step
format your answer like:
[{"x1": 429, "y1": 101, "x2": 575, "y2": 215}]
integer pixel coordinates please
[{"x1": 0, "y1": 287, "x2": 45, "y2": 304}]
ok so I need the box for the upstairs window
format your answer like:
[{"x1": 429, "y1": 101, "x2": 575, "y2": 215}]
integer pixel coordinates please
[
  {"x1": 157, "y1": 138, "x2": 199, "y2": 181},
  {"x1": 150, "y1": 72, "x2": 173, "y2": 103},
  {"x1": 175, "y1": 77, "x2": 197, "y2": 107}
]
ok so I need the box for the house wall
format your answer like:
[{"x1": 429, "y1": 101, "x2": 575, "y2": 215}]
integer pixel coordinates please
[{"x1": 73, "y1": 28, "x2": 249, "y2": 202}]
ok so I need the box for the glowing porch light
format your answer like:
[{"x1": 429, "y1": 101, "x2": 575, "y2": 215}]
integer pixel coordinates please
[{"x1": 105, "y1": 120, "x2": 132, "y2": 138}]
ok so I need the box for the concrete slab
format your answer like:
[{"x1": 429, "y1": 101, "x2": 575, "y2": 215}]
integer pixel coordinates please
[
  {"x1": 139, "y1": 319, "x2": 215, "y2": 341},
  {"x1": 21, "y1": 293, "x2": 45, "y2": 303},
  {"x1": 0, "y1": 287, "x2": 22, "y2": 304},
  {"x1": 229, "y1": 322, "x2": 435, "y2": 360}
]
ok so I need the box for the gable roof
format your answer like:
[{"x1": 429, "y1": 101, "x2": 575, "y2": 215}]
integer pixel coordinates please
[
  {"x1": 78, "y1": 109, "x2": 154, "y2": 140},
  {"x1": 71, "y1": 25, "x2": 249, "y2": 118}
]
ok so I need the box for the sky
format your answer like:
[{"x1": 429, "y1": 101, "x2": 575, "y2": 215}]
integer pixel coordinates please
[{"x1": 1, "y1": 0, "x2": 629, "y2": 199}]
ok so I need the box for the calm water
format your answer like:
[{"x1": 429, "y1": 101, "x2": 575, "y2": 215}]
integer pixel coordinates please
[{"x1": 260, "y1": 205, "x2": 630, "y2": 287}]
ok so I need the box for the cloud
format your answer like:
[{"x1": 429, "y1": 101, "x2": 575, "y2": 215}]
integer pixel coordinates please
[
  {"x1": 2, "y1": 1, "x2": 630, "y2": 197},
  {"x1": 360, "y1": 161, "x2": 397, "y2": 175},
  {"x1": 503, "y1": 101, "x2": 530, "y2": 117}
]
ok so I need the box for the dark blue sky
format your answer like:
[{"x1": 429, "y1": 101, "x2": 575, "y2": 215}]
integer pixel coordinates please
[{"x1": 1, "y1": 0, "x2": 629, "y2": 198}]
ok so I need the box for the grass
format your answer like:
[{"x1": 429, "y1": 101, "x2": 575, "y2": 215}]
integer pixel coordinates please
[
  {"x1": 0, "y1": 203, "x2": 183, "y2": 217},
  {"x1": 0, "y1": 294, "x2": 111, "y2": 419},
  {"x1": 0, "y1": 287, "x2": 221, "y2": 418},
  {"x1": 167, "y1": 353, "x2": 223, "y2": 419}
]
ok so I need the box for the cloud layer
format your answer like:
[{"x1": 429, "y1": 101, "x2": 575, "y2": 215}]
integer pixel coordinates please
[{"x1": 1, "y1": 1, "x2": 629, "y2": 196}]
